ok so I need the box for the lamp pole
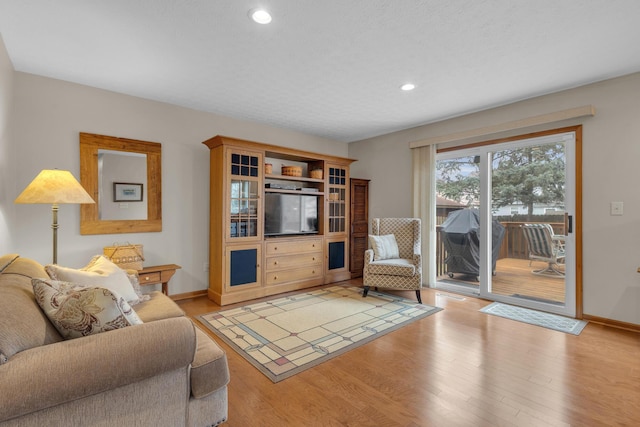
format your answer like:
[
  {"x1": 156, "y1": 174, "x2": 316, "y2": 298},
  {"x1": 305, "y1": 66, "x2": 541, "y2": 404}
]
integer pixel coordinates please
[{"x1": 51, "y1": 203, "x2": 59, "y2": 265}]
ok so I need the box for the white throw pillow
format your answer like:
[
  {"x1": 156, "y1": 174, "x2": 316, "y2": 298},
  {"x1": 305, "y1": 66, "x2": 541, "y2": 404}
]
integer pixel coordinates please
[
  {"x1": 32, "y1": 278, "x2": 143, "y2": 340},
  {"x1": 369, "y1": 234, "x2": 400, "y2": 260},
  {"x1": 45, "y1": 255, "x2": 139, "y2": 303}
]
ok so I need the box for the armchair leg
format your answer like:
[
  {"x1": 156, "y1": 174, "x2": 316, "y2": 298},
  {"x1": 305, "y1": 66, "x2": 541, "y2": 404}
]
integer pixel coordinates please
[
  {"x1": 363, "y1": 286, "x2": 369, "y2": 298},
  {"x1": 415, "y1": 290, "x2": 422, "y2": 304}
]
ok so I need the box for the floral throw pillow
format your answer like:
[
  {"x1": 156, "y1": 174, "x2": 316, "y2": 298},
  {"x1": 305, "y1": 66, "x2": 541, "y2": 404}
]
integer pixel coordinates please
[{"x1": 32, "y1": 278, "x2": 143, "y2": 340}]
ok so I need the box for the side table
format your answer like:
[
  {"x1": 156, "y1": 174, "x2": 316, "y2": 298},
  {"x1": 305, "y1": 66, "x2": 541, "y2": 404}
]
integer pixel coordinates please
[{"x1": 137, "y1": 264, "x2": 181, "y2": 295}]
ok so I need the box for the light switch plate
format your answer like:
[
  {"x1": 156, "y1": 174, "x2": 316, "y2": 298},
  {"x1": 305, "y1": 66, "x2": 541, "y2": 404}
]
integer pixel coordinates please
[{"x1": 610, "y1": 201, "x2": 623, "y2": 216}]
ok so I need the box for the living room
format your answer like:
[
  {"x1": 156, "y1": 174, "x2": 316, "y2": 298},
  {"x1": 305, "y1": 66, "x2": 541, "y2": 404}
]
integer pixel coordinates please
[{"x1": 1, "y1": 2, "x2": 639, "y2": 426}]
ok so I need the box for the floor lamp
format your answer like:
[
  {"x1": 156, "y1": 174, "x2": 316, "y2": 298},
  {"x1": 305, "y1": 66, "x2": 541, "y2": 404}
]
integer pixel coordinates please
[{"x1": 15, "y1": 169, "x2": 95, "y2": 264}]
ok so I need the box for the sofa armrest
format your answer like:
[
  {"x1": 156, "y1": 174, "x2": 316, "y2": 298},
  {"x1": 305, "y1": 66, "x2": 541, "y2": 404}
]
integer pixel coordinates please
[{"x1": 0, "y1": 317, "x2": 196, "y2": 422}]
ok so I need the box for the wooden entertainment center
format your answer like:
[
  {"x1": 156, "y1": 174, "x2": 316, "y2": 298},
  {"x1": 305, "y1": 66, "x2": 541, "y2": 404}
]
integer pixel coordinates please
[{"x1": 203, "y1": 135, "x2": 355, "y2": 305}]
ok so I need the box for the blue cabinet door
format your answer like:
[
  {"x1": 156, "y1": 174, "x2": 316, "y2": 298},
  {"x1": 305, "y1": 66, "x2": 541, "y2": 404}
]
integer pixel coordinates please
[{"x1": 230, "y1": 248, "x2": 258, "y2": 286}]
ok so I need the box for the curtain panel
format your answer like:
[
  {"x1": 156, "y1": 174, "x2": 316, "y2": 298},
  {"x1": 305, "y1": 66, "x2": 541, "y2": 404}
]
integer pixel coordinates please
[{"x1": 411, "y1": 144, "x2": 436, "y2": 287}]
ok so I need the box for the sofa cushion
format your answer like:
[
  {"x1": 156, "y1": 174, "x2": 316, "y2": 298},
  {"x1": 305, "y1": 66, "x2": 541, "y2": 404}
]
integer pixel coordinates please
[
  {"x1": 0, "y1": 256, "x2": 63, "y2": 363},
  {"x1": 367, "y1": 258, "x2": 416, "y2": 277},
  {"x1": 32, "y1": 278, "x2": 143, "y2": 340},
  {"x1": 190, "y1": 326, "x2": 230, "y2": 399},
  {"x1": 134, "y1": 291, "x2": 186, "y2": 322},
  {"x1": 369, "y1": 234, "x2": 400, "y2": 260},
  {"x1": 45, "y1": 255, "x2": 140, "y2": 304}
]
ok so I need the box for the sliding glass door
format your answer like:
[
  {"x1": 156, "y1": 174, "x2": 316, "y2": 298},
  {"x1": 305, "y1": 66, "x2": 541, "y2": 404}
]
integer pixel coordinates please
[{"x1": 436, "y1": 131, "x2": 576, "y2": 317}]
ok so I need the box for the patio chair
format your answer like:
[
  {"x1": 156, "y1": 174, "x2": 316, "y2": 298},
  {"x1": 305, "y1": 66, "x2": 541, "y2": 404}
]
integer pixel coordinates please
[
  {"x1": 544, "y1": 223, "x2": 566, "y2": 254},
  {"x1": 526, "y1": 223, "x2": 565, "y2": 266},
  {"x1": 363, "y1": 218, "x2": 422, "y2": 303},
  {"x1": 521, "y1": 223, "x2": 565, "y2": 277}
]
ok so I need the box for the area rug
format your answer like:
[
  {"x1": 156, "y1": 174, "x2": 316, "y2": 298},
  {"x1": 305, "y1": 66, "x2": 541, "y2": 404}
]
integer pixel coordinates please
[
  {"x1": 480, "y1": 302, "x2": 587, "y2": 335},
  {"x1": 198, "y1": 285, "x2": 442, "y2": 382}
]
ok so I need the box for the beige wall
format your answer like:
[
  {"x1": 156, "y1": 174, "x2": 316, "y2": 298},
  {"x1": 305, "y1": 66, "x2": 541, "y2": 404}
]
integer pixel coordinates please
[
  {"x1": 0, "y1": 35, "x2": 15, "y2": 254},
  {"x1": 349, "y1": 72, "x2": 640, "y2": 325},
  {"x1": 4, "y1": 64, "x2": 348, "y2": 295}
]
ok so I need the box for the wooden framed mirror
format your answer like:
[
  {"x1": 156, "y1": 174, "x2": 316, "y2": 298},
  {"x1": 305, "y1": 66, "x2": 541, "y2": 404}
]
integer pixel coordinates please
[{"x1": 80, "y1": 132, "x2": 162, "y2": 235}]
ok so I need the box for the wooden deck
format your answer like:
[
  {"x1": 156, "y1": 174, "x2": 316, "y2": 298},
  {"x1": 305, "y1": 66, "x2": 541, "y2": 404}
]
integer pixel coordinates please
[{"x1": 437, "y1": 257, "x2": 566, "y2": 303}]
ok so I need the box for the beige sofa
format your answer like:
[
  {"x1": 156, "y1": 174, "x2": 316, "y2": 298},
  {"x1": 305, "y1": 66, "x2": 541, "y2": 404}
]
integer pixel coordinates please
[{"x1": 0, "y1": 254, "x2": 229, "y2": 427}]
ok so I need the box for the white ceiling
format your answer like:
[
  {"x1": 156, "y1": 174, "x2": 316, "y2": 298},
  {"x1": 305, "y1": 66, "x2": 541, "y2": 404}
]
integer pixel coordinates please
[{"x1": 2, "y1": 1, "x2": 640, "y2": 143}]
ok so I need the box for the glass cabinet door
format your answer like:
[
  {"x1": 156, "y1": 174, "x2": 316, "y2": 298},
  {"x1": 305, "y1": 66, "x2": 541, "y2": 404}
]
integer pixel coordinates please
[
  {"x1": 228, "y1": 150, "x2": 262, "y2": 240},
  {"x1": 327, "y1": 166, "x2": 348, "y2": 233}
]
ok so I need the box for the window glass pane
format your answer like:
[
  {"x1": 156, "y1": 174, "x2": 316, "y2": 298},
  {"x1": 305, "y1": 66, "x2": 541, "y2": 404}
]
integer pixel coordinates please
[{"x1": 248, "y1": 181, "x2": 258, "y2": 195}]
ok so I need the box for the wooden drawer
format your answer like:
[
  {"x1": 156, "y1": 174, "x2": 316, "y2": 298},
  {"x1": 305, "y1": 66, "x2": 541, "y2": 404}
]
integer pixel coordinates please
[
  {"x1": 266, "y1": 265, "x2": 323, "y2": 285},
  {"x1": 265, "y1": 238, "x2": 322, "y2": 256},
  {"x1": 266, "y1": 252, "x2": 322, "y2": 271},
  {"x1": 139, "y1": 272, "x2": 161, "y2": 285}
]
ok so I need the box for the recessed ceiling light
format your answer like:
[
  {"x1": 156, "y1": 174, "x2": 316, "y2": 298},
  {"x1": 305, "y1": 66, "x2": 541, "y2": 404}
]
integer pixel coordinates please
[
  {"x1": 400, "y1": 83, "x2": 416, "y2": 91},
  {"x1": 249, "y1": 8, "x2": 272, "y2": 24}
]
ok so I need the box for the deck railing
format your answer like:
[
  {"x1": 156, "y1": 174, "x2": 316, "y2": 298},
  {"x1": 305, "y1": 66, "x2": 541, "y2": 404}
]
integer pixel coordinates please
[{"x1": 436, "y1": 221, "x2": 565, "y2": 277}]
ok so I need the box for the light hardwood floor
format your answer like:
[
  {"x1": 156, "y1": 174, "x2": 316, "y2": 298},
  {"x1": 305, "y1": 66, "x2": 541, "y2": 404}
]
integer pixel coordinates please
[{"x1": 178, "y1": 279, "x2": 640, "y2": 426}]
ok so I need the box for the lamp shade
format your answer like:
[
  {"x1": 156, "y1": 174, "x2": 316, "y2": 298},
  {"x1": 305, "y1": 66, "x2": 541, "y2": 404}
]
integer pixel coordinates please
[{"x1": 15, "y1": 169, "x2": 95, "y2": 204}]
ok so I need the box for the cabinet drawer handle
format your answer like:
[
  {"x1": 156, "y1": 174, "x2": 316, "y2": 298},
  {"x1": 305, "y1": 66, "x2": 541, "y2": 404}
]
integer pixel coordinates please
[
  {"x1": 312, "y1": 270, "x2": 315, "y2": 274},
  {"x1": 274, "y1": 247, "x2": 277, "y2": 251},
  {"x1": 312, "y1": 257, "x2": 316, "y2": 261},
  {"x1": 274, "y1": 261, "x2": 279, "y2": 265},
  {"x1": 274, "y1": 275, "x2": 278, "y2": 280},
  {"x1": 145, "y1": 277, "x2": 150, "y2": 281}
]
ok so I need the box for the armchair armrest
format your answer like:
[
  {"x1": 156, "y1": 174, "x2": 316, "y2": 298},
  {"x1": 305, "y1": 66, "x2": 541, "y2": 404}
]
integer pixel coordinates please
[
  {"x1": 413, "y1": 253, "x2": 422, "y2": 273},
  {"x1": 364, "y1": 249, "x2": 374, "y2": 266},
  {"x1": 0, "y1": 317, "x2": 196, "y2": 422}
]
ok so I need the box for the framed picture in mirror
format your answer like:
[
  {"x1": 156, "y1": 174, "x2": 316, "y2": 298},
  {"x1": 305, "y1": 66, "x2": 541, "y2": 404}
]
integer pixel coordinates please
[{"x1": 113, "y1": 182, "x2": 144, "y2": 202}]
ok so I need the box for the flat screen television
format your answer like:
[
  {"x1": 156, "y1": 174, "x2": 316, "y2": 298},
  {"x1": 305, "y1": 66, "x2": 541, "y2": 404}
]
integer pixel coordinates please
[{"x1": 264, "y1": 193, "x2": 318, "y2": 236}]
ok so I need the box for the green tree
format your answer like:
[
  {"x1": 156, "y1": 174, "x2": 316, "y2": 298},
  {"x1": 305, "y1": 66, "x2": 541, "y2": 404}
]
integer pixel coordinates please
[
  {"x1": 437, "y1": 156, "x2": 480, "y2": 207},
  {"x1": 437, "y1": 143, "x2": 565, "y2": 217}
]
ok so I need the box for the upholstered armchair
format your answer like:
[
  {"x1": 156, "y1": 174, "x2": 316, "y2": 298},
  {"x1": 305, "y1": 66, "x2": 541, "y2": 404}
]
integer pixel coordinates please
[{"x1": 363, "y1": 218, "x2": 423, "y2": 303}]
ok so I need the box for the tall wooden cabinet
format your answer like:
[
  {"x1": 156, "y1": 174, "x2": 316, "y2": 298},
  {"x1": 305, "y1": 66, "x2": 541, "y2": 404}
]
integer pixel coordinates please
[
  {"x1": 324, "y1": 164, "x2": 351, "y2": 284},
  {"x1": 349, "y1": 178, "x2": 370, "y2": 278},
  {"x1": 203, "y1": 135, "x2": 355, "y2": 305}
]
